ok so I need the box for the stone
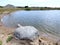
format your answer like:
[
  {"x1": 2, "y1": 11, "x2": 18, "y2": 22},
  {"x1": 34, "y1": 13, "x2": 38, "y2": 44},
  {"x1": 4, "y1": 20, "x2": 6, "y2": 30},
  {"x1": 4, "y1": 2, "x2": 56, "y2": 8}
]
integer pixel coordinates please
[{"x1": 14, "y1": 25, "x2": 40, "y2": 41}]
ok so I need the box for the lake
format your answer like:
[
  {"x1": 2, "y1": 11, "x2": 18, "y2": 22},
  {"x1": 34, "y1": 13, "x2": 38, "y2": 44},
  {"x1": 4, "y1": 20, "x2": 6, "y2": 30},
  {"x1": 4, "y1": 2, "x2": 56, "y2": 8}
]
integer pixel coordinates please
[{"x1": 1, "y1": 10, "x2": 60, "y2": 37}]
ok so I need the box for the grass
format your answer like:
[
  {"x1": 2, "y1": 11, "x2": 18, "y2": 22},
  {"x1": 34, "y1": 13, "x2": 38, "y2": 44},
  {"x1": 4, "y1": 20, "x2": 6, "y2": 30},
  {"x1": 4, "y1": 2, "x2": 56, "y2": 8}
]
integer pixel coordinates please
[
  {"x1": 6, "y1": 35, "x2": 13, "y2": 43},
  {"x1": 0, "y1": 7, "x2": 60, "y2": 14},
  {"x1": 0, "y1": 40, "x2": 2, "y2": 45},
  {"x1": 0, "y1": 8, "x2": 32, "y2": 14},
  {"x1": 0, "y1": 8, "x2": 25, "y2": 14}
]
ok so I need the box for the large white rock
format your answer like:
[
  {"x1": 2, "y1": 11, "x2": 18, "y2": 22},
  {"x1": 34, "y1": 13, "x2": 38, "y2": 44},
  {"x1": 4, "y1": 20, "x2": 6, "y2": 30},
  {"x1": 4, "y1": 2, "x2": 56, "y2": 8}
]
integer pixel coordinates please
[{"x1": 14, "y1": 25, "x2": 40, "y2": 41}]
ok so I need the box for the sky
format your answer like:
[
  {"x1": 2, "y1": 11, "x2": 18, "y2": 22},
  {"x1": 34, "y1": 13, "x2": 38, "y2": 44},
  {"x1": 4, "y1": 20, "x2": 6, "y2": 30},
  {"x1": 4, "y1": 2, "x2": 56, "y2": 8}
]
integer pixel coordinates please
[{"x1": 0, "y1": 0, "x2": 60, "y2": 7}]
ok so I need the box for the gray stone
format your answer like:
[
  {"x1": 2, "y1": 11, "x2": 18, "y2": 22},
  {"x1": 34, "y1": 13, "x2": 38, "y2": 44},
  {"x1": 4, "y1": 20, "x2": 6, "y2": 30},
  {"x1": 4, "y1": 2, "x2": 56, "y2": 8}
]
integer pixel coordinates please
[{"x1": 14, "y1": 25, "x2": 40, "y2": 41}]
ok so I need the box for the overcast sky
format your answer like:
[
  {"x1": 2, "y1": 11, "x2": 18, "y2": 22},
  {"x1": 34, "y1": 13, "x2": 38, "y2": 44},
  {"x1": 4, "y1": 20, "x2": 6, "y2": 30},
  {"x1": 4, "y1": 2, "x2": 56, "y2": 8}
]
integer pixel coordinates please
[{"x1": 0, "y1": 0, "x2": 60, "y2": 7}]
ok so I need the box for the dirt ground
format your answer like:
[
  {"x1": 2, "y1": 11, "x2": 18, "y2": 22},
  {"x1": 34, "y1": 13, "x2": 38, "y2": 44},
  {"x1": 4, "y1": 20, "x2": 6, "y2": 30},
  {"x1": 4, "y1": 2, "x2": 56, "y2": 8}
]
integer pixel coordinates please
[{"x1": 0, "y1": 14, "x2": 60, "y2": 45}]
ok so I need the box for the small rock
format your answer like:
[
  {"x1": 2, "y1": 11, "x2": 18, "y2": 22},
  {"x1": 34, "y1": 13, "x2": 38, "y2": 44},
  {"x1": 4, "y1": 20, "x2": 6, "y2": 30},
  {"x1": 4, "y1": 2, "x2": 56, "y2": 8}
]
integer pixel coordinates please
[{"x1": 0, "y1": 34, "x2": 4, "y2": 38}]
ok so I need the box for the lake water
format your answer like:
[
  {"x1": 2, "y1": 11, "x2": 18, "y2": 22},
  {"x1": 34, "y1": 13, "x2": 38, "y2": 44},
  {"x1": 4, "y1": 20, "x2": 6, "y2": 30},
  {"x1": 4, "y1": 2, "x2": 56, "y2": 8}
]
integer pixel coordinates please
[{"x1": 1, "y1": 10, "x2": 60, "y2": 36}]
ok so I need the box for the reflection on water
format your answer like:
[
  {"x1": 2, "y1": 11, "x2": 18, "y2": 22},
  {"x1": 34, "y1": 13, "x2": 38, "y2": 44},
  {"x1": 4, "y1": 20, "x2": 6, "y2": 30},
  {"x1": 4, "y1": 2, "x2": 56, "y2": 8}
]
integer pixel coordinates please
[{"x1": 1, "y1": 10, "x2": 60, "y2": 36}]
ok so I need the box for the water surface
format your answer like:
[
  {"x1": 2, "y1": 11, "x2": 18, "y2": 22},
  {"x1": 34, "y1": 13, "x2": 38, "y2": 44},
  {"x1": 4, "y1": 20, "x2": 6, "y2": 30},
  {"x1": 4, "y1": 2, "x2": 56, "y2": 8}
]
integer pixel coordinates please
[{"x1": 1, "y1": 10, "x2": 60, "y2": 36}]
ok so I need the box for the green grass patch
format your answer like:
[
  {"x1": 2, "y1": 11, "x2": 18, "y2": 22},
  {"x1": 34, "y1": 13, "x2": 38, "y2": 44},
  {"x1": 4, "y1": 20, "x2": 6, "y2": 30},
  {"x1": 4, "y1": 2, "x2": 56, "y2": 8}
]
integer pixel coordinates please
[
  {"x1": 0, "y1": 40, "x2": 2, "y2": 45},
  {"x1": 6, "y1": 35, "x2": 13, "y2": 43},
  {"x1": 0, "y1": 8, "x2": 25, "y2": 14},
  {"x1": 24, "y1": 8, "x2": 31, "y2": 11}
]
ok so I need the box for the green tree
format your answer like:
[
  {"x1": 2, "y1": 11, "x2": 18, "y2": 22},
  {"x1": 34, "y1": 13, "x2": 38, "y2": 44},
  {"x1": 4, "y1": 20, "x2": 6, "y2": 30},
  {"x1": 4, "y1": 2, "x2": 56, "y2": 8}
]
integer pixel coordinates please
[
  {"x1": 0, "y1": 6, "x2": 3, "y2": 8},
  {"x1": 25, "y1": 6, "x2": 28, "y2": 8}
]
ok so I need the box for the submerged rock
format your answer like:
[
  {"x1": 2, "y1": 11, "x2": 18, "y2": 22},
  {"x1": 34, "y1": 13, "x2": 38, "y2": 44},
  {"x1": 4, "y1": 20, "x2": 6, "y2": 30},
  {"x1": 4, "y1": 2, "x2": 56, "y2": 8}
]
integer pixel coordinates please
[{"x1": 14, "y1": 25, "x2": 40, "y2": 41}]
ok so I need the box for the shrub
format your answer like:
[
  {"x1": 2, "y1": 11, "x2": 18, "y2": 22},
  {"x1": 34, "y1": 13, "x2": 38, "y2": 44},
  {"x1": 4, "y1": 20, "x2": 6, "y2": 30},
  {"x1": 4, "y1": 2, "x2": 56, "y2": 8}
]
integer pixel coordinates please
[
  {"x1": 0, "y1": 6, "x2": 3, "y2": 8},
  {"x1": 0, "y1": 40, "x2": 2, "y2": 45},
  {"x1": 6, "y1": 36, "x2": 13, "y2": 43},
  {"x1": 25, "y1": 6, "x2": 28, "y2": 8},
  {"x1": 25, "y1": 8, "x2": 31, "y2": 11}
]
